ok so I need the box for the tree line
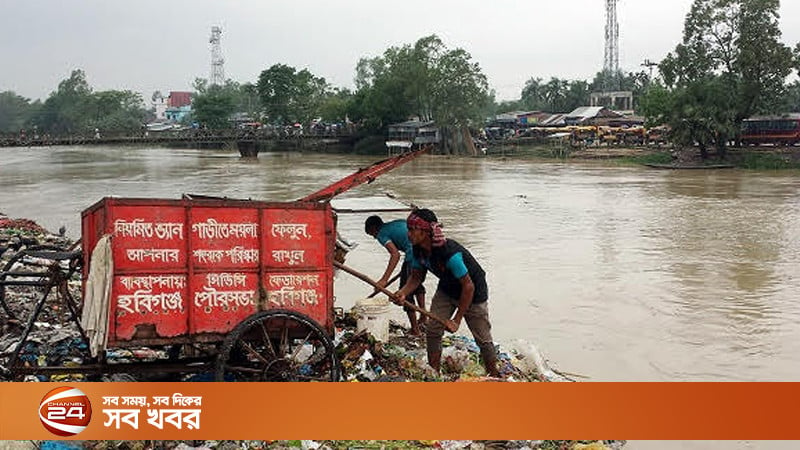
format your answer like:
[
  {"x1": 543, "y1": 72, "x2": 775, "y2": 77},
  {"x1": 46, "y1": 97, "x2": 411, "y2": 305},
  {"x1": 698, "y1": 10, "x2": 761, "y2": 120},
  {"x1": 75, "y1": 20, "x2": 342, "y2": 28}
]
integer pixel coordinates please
[
  {"x1": 2, "y1": 0, "x2": 800, "y2": 155},
  {"x1": 0, "y1": 70, "x2": 151, "y2": 136}
]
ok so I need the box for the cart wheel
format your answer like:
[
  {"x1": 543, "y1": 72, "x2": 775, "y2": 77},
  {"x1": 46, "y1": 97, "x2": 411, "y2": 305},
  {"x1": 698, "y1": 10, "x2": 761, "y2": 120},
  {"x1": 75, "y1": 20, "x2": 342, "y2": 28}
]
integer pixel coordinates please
[
  {"x1": 0, "y1": 245, "x2": 81, "y2": 321},
  {"x1": 215, "y1": 310, "x2": 340, "y2": 382}
]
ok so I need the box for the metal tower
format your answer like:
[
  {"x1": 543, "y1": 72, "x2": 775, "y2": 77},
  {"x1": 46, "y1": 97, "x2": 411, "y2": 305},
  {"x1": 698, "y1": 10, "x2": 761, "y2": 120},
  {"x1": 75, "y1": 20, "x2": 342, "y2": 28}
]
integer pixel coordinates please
[
  {"x1": 209, "y1": 26, "x2": 225, "y2": 86},
  {"x1": 604, "y1": 0, "x2": 619, "y2": 74}
]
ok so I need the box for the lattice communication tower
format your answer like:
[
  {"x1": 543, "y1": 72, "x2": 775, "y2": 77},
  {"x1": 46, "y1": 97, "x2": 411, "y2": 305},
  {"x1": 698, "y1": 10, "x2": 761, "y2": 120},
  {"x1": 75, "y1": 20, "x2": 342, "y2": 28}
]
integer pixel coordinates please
[
  {"x1": 210, "y1": 26, "x2": 225, "y2": 86},
  {"x1": 604, "y1": 0, "x2": 619, "y2": 74}
]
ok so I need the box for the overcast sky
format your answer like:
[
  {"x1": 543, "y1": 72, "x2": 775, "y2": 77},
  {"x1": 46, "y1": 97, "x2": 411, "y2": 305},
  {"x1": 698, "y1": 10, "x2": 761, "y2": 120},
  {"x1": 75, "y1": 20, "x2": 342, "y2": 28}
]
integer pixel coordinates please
[{"x1": 2, "y1": 0, "x2": 799, "y2": 102}]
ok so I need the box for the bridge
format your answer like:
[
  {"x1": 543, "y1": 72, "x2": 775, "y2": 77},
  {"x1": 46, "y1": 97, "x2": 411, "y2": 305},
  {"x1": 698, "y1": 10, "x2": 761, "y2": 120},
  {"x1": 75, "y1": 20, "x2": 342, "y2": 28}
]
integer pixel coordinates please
[{"x1": 0, "y1": 129, "x2": 357, "y2": 150}]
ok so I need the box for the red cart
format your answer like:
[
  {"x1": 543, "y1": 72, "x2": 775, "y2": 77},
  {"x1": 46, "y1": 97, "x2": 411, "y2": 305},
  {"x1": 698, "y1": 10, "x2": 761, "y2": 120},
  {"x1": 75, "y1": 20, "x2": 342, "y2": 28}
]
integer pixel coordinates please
[{"x1": 1, "y1": 148, "x2": 427, "y2": 381}]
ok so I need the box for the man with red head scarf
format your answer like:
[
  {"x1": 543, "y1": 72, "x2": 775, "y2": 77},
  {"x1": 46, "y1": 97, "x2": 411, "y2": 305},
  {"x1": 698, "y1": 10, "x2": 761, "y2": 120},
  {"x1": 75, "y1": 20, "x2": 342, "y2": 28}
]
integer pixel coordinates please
[{"x1": 395, "y1": 208, "x2": 500, "y2": 378}]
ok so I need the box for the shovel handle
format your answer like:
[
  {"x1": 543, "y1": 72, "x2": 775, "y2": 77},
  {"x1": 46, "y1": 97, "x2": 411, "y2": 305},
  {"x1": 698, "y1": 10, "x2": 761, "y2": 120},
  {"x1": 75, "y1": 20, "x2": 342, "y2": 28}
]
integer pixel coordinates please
[
  {"x1": 334, "y1": 260, "x2": 448, "y2": 328},
  {"x1": 366, "y1": 272, "x2": 401, "y2": 298}
]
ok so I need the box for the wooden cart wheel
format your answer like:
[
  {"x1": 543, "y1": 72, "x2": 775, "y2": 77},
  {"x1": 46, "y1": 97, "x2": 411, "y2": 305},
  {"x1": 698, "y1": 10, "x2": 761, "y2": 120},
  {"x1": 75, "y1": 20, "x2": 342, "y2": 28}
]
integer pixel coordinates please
[
  {"x1": 215, "y1": 310, "x2": 340, "y2": 382},
  {"x1": 0, "y1": 245, "x2": 81, "y2": 321}
]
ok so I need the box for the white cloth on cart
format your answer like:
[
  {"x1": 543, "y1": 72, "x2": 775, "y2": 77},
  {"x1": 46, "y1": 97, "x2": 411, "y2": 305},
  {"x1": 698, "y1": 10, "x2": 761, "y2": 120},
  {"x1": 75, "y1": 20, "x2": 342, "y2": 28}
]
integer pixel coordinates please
[{"x1": 80, "y1": 234, "x2": 113, "y2": 358}]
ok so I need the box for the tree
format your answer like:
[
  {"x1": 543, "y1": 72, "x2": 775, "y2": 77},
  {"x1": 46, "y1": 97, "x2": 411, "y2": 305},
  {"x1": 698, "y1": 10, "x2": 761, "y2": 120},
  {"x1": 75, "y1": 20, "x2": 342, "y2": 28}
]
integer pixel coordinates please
[
  {"x1": 352, "y1": 35, "x2": 490, "y2": 154},
  {"x1": 352, "y1": 47, "x2": 422, "y2": 129},
  {"x1": 191, "y1": 78, "x2": 240, "y2": 129},
  {"x1": 257, "y1": 64, "x2": 329, "y2": 125},
  {"x1": 591, "y1": 70, "x2": 624, "y2": 92},
  {"x1": 589, "y1": 70, "x2": 650, "y2": 112},
  {"x1": 520, "y1": 77, "x2": 546, "y2": 111},
  {"x1": 237, "y1": 83, "x2": 261, "y2": 120},
  {"x1": 33, "y1": 69, "x2": 94, "y2": 134},
  {"x1": 655, "y1": 0, "x2": 796, "y2": 158},
  {"x1": 318, "y1": 88, "x2": 353, "y2": 123},
  {"x1": 0, "y1": 91, "x2": 39, "y2": 133},
  {"x1": 192, "y1": 87, "x2": 236, "y2": 129},
  {"x1": 780, "y1": 80, "x2": 800, "y2": 112},
  {"x1": 28, "y1": 70, "x2": 154, "y2": 135},
  {"x1": 90, "y1": 90, "x2": 149, "y2": 132},
  {"x1": 430, "y1": 46, "x2": 490, "y2": 128},
  {"x1": 519, "y1": 77, "x2": 589, "y2": 113},
  {"x1": 639, "y1": 83, "x2": 673, "y2": 128},
  {"x1": 563, "y1": 80, "x2": 591, "y2": 112}
]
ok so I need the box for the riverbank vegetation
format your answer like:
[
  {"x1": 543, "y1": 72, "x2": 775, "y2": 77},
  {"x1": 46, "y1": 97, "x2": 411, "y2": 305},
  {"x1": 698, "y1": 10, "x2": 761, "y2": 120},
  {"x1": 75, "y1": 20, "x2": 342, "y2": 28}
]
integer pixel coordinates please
[
  {"x1": 485, "y1": 143, "x2": 800, "y2": 170},
  {"x1": 638, "y1": 0, "x2": 799, "y2": 161}
]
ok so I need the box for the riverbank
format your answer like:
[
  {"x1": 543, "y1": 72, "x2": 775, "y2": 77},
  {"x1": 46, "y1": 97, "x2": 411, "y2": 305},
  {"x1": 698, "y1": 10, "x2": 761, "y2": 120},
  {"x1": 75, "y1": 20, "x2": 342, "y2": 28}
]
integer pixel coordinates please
[
  {"x1": 485, "y1": 143, "x2": 800, "y2": 169},
  {"x1": 0, "y1": 214, "x2": 572, "y2": 383},
  {"x1": 1, "y1": 214, "x2": 628, "y2": 449}
]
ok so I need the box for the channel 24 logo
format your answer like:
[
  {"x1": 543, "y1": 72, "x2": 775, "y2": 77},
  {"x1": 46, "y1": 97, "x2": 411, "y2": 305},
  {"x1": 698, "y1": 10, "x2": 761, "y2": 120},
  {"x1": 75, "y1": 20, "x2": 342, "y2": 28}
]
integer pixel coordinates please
[{"x1": 38, "y1": 387, "x2": 93, "y2": 436}]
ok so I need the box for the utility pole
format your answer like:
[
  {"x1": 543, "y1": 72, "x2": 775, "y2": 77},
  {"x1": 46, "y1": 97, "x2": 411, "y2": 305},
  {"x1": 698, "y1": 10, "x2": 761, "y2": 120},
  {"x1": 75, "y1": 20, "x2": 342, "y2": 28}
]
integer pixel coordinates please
[{"x1": 642, "y1": 59, "x2": 658, "y2": 82}]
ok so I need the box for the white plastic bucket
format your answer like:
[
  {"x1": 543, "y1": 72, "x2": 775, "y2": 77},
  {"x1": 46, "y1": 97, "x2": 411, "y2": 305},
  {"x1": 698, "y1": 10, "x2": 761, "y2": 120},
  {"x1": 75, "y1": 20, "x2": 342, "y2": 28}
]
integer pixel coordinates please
[{"x1": 354, "y1": 297, "x2": 392, "y2": 342}]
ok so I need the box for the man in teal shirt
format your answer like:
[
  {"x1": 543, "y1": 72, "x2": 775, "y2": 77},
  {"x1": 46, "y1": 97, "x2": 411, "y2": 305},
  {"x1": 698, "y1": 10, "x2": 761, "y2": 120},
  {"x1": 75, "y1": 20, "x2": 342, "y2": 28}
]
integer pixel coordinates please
[{"x1": 365, "y1": 215, "x2": 427, "y2": 335}]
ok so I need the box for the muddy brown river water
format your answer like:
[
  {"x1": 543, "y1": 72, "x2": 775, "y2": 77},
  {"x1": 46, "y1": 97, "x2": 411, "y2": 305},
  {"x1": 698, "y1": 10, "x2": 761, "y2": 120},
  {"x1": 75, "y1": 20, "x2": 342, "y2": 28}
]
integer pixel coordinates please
[{"x1": 1, "y1": 145, "x2": 799, "y2": 384}]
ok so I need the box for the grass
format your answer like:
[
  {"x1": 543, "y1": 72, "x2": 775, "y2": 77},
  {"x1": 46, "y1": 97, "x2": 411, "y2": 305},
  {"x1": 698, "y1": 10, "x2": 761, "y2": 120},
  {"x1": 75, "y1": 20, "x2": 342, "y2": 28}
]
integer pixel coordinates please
[
  {"x1": 732, "y1": 151, "x2": 800, "y2": 170},
  {"x1": 617, "y1": 152, "x2": 673, "y2": 166},
  {"x1": 485, "y1": 143, "x2": 800, "y2": 170}
]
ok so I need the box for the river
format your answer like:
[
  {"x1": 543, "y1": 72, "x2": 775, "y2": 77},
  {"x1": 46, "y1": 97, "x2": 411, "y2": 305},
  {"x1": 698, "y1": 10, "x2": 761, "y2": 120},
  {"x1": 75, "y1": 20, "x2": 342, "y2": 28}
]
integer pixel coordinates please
[{"x1": 1, "y1": 145, "x2": 799, "y2": 384}]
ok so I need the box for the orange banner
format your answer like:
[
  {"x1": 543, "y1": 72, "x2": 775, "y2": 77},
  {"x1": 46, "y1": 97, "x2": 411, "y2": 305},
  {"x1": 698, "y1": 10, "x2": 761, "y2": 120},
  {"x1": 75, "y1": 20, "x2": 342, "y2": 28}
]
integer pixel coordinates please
[{"x1": 0, "y1": 383, "x2": 798, "y2": 440}]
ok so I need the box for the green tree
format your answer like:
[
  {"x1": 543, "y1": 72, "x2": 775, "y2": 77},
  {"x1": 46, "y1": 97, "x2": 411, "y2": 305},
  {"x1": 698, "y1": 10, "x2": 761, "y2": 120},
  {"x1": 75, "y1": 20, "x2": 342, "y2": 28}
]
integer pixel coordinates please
[
  {"x1": 520, "y1": 77, "x2": 547, "y2": 111},
  {"x1": 33, "y1": 69, "x2": 94, "y2": 134},
  {"x1": 352, "y1": 47, "x2": 421, "y2": 129},
  {"x1": 90, "y1": 90, "x2": 149, "y2": 132},
  {"x1": 543, "y1": 78, "x2": 567, "y2": 112},
  {"x1": 639, "y1": 82, "x2": 674, "y2": 127},
  {"x1": 192, "y1": 78, "x2": 240, "y2": 129},
  {"x1": 257, "y1": 64, "x2": 329, "y2": 125},
  {"x1": 591, "y1": 69, "x2": 624, "y2": 92},
  {"x1": 27, "y1": 69, "x2": 148, "y2": 135},
  {"x1": 318, "y1": 88, "x2": 353, "y2": 123},
  {"x1": 237, "y1": 82, "x2": 261, "y2": 120},
  {"x1": 519, "y1": 77, "x2": 589, "y2": 113},
  {"x1": 0, "y1": 91, "x2": 39, "y2": 133},
  {"x1": 563, "y1": 80, "x2": 591, "y2": 112},
  {"x1": 589, "y1": 70, "x2": 650, "y2": 111},
  {"x1": 780, "y1": 80, "x2": 800, "y2": 112},
  {"x1": 352, "y1": 35, "x2": 490, "y2": 154},
  {"x1": 192, "y1": 87, "x2": 236, "y2": 129},
  {"x1": 493, "y1": 99, "x2": 523, "y2": 115},
  {"x1": 656, "y1": 0, "x2": 795, "y2": 158}
]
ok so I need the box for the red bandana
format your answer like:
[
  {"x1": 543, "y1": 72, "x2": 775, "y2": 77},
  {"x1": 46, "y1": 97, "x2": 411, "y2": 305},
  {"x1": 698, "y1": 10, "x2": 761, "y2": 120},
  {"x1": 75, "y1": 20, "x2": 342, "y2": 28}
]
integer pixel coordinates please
[{"x1": 407, "y1": 213, "x2": 446, "y2": 247}]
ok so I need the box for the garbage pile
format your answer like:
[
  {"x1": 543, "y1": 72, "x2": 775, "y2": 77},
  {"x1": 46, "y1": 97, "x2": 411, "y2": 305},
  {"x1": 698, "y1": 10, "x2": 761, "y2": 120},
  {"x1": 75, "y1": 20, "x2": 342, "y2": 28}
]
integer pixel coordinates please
[
  {"x1": 3, "y1": 214, "x2": 625, "y2": 448},
  {"x1": 1, "y1": 213, "x2": 85, "y2": 378},
  {"x1": 1, "y1": 212, "x2": 574, "y2": 384},
  {"x1": 65, "y1": 439, "x2": 626, "y2": 450},
  {"x1": 333, "y1": 311, "x2": 569, "y2": 383}
]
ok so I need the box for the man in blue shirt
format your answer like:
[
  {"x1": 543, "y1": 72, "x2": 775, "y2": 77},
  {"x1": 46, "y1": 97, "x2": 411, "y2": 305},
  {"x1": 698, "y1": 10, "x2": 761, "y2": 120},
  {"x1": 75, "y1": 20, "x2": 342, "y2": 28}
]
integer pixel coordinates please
[
  {"x1": 365, "y1": 215, "x2": 427, "y2": 336},
  {"x1": 394, "y1": 208, "x2": 500, "y2": 378}
]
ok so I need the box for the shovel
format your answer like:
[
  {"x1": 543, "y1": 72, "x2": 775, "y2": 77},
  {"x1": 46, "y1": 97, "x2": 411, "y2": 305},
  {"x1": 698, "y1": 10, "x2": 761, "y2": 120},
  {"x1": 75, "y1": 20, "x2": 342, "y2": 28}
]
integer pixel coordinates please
[
  {"x1": 334, "y1": 260, "x2": 448, "y2": 328},
  {"x1": 366, "y1": 272, "x2": 401, "y2": 299}
]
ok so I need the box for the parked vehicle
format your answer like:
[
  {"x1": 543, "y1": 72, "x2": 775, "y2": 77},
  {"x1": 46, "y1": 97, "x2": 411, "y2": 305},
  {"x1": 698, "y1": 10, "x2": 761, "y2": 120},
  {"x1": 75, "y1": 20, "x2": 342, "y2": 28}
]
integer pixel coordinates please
[{"x1": 740, "y1": 114, "x2": 800, "y2": 146}]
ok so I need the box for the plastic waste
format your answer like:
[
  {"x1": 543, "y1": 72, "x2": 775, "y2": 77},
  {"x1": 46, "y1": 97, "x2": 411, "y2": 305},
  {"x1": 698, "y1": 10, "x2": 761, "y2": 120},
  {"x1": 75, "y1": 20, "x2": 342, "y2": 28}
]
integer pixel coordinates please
[
  {"x1": 353, "y1": 297, "x2": 391, "y2": 342},
  {"x1": 441, "y1": 347, "x2": 472, "y2": 374},
  {"x1": 510, "y1": 339, "x2": 570, "y2": 382}
]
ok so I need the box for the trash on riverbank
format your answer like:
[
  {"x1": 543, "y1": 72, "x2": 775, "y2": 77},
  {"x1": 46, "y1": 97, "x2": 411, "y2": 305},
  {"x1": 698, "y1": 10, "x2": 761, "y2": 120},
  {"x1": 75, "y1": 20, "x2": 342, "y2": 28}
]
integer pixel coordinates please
[
  {"x1": 1, "y1": 214, "x2": 575, "y2": 385},
  {"x1": 3, "y1": 216, "x2": 623, "y2": 448},
  {"x1": 52, "y1": 440, "x2": 626, "y2": 450}
]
